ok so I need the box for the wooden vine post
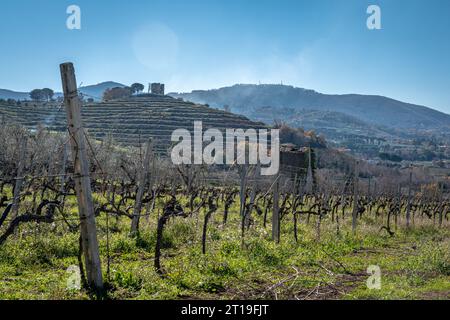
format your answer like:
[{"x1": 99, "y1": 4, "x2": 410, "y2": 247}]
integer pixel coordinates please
[
  {"x1": 60, "y1": 62, "x2": 104, "y2": 292},
  {"x1": 272, "y1": 174, "x2": 280, "y2": 243},
  {"x1": 406, "y1": 167, "x2": 413, "y2": 228},
  {"x1": 352, "y1": 160, "x2": 359, "y2": 234},
  {"x1": 12, "y1": 137, "x2": 26, "y2": 219},
  {"x1": 130, "y1": 139, "x2": 152, "y2": 234}
]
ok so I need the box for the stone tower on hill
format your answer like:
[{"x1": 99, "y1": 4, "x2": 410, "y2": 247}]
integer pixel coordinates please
[{"x1": 149, "y1": 83, "x2": 165, "y2": 95}]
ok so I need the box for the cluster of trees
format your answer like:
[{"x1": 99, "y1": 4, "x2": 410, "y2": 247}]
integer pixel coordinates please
[
  {"x1": 275, "y1": 122, "x2": 327, "y2": 149},
  {"x1": 28, "y1": 82, "x2": 147, "y2": 103},
  {"x1": 103, "y1": 87, "x2": 133, "y2": 101},
  {"x1": 29, "y1": 88, "x2": 55, "y2": 102},
  {"x1": 379, "y1": 146, "x2": 450, "y2": 163},
  {"x1": 103, "y1": 83, "x2": 145, "y2": 101},
  {"x1": 131, "y1": 83, "x2": 145, "y2": 95},
  {"x1": 379, "y1": 152, "x2": 403, "y2": 163}
]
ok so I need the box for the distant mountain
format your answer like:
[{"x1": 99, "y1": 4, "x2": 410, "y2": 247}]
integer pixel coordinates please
[
  {"x1": 78, "y1": 81, "x2": 126, "y2": 100},
  {"x1": 0, "y1": 89, "x2": 29, "y2": 101},
  {"x1": 0, "y1": 81, "x2": 126, "y2": 101},
  {"x1": 170, "y1": 84, "x2": 450, "y2": 130}
]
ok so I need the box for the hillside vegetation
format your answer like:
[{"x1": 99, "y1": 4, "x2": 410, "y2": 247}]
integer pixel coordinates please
[
  {"x1": 0, "y1": 96, "x2": 267, "y2": 152},
  {"x1": 0, "y1": 95, "x2": 333, "y2": 153}
]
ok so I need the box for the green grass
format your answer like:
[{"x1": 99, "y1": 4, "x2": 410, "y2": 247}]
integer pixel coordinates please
[{"x1": 0, "y1": 194, "x2": 448, "y2": 300}]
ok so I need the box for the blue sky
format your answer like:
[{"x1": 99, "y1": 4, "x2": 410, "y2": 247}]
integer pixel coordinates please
[{"x1": 1, "y1": 0, "x2": 450, "y2": 112}]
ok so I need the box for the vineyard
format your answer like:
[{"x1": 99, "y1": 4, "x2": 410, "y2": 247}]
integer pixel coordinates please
[
  {"x1": 0, "y1": 65, "x2": 449, "y2": 300},
  {"x1": 0, "y1": 95, "x2": 267, "y2": 151},
  {"x1": 0, "y1": 121, "x2": 449, "y2": 299}
]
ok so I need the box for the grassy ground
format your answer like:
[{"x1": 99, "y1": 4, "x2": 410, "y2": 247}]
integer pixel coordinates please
[{"x1": 0, "y1": 194, "x2": 448, "y2": 300}]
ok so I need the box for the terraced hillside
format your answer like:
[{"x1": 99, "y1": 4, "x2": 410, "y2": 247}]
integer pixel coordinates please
[{"x1": 0, "y1": 95, "x2": 267, "y2": 152}]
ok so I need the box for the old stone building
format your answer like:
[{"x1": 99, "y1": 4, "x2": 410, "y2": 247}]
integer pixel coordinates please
[
  {"x1": 280, "y1": 144, "x2": 308, "y2": 175},
  {"x1": 149, "y1": 83, "x2": 165, "y2": 95},
  {"x1": 279, "y1": 144, "x2": 316, "y2": 193}
]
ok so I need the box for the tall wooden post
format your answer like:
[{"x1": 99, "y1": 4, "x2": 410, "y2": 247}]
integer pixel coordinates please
[
  {"x1": 406, "y1": 168, "x2": 412, "y2": 228},
  {"x1": 12, "y1": 137, "x2": 26, "y2": 219},
  {"x1": 131, "y1": 139, "x2": 152, "y2": 234},
  {"x1": 305, "y1": 147, "x2": 314, "y2": 194},
  {"x1": 438, "y1": 183, "x2": 444, "y2": 227},
  {"x1": 352, "y1": 160, "x2": 359, "y2": 234},
  {"x1": 272, "y1": 175, "x2": 280, "y2": 243},
  {"x1": 60, "y1": 63, "x2": 103, "y2": 292}
]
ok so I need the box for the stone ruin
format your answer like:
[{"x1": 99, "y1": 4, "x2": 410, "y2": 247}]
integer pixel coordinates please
[
  {"x1": 279, "y1": 144, "x2": 316, "y2": 193},
  {"x1": 149, "y1": 83, "x2": 165, "y2": 95}
]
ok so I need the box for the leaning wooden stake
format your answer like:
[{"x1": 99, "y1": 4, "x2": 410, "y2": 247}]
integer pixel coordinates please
[
  {"x1": 272, "y1": 175, "x2": 280, "y2": 243},
  {"x1": 12, "y1": 137, "x2": 26, "y2": 219},
  {"x1": 131, "y1": 139, "x2": 152, "y2": 234},
  {"x1": 406, "y1": 168, "x2": 413, "y2": 228},
  {"x1": 60, "y1": 63, "x2": 104, "y2": 292},
  {"x1": 305, "y1": 147, "x2": 314, "y2": 194},
  {"x1": 352, "y1": 160, "x2": 359, "y2": 234}
]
